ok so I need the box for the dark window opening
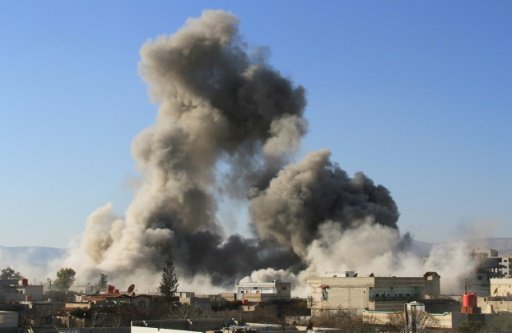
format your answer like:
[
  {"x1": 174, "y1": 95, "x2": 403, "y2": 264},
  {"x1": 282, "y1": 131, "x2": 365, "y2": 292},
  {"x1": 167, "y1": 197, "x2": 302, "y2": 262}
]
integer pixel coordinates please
[{"x1": 322, "y1": 288, "x2": 329, "y2": 301}]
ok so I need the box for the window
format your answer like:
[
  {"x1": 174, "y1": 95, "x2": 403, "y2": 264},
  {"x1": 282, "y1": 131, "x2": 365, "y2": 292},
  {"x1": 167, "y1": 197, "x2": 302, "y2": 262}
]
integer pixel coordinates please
[{"x1": 322, "y1": 288, "x2": 329, "y2": 301}]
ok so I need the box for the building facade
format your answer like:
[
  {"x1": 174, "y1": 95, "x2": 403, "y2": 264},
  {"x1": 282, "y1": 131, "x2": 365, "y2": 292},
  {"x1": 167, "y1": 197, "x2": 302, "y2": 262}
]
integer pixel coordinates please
[
  {"x1": 490, "y1": 278, "x2": 512, "y2": 298},
  {"x1": 469, "y1": 249, "x2": 512, "y2": 296},
  {"x1": 0, "y1": 279, "x2": 44, "y2": 304},
  {"x1": 236, "y1": 281, "x2": 291, "y2": 303},
  {"x1": 307, "y1": 272, "x2": 440, "y2": 315}
]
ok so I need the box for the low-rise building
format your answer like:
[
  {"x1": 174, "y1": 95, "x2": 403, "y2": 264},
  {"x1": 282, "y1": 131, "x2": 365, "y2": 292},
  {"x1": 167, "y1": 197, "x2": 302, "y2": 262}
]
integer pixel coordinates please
[
  {"x1": 307, "y1": 272, "x2": 440, "y2": 315},
  {"x1": 178, "y1": 292, "x2": 213, "y2": 311},
  {"x1": 0, "y1": 279, "x2": 44, "y2": 304},
  {"x1": 70, "y1": 283, "x2": 97, "y2": 295},
  {"x1": 236, "y1": 280, "x2": 291, "y2": 303},
  {"x1": 469, "y1": 249, "x2": 512, "y2": 296}
]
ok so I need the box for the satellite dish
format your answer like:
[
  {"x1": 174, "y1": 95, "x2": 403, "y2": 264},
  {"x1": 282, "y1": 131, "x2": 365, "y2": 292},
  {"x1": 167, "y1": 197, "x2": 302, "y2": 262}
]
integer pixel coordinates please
[{"x1": 127, "y1": 284, "x2": 135, "y2": 294}]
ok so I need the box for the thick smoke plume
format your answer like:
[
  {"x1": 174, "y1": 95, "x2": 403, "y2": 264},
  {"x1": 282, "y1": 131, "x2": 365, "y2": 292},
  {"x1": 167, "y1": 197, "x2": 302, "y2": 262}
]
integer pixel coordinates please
[
  {"x1": 250, "y1": 150, "x2": 399, "y2": 258},
  {"x1": 64, "y1": 10, "x2": 470, "y2": 293}
]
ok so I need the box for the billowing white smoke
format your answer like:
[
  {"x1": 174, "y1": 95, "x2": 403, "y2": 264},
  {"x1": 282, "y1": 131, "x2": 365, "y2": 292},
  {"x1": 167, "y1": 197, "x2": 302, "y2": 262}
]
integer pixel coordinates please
[
  {"x1": 59, "y1": 10, "x2": 474, "y2": 295},
  {"x1": 248, "y1": 224, "x2": 472, "y2": 296}
]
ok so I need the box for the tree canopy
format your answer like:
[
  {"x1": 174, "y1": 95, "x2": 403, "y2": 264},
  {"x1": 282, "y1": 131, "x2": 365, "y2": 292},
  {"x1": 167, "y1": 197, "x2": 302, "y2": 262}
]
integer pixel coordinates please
[
  {"x1": 54, "y1": 267, "x2": 76, "y2": 291},
  {"x1": 0, "y1": 267, "x2": 22, "y2": 280},
  {"x1": 98, "y1": 273, "x2": 108, "y2": 292}
]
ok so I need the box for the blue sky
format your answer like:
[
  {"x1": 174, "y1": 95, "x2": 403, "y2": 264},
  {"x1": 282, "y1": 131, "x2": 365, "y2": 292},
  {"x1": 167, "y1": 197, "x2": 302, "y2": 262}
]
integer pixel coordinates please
[{"x1": 0, "y1": 1, "x2": 511, "y2": 247}]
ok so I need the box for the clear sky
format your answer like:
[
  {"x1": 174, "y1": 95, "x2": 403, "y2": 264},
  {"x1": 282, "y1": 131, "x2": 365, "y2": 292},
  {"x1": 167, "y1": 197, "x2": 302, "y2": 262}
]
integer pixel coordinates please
[{"x1": 0, "y1": 1, "x2": 511, "y2": 247}]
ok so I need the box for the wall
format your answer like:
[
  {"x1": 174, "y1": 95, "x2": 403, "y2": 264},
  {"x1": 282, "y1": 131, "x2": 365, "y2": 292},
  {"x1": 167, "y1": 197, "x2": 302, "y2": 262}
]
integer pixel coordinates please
[
  {"x1": 56, "y1": 328, "x2": 130, "y2": 333},
  {"x1": 374, "y1": 277, "x2": 440, "y2": 298},
  {"x1": 308, "y1": 277, "x2": 373, "y2": 314},
  {"x1": 490, "y1": 278, "x2": 512, "y2": 297},
  {"x1": 478, "y1": 296, "x2": 512, "y2": 313},
  {"x1": 0, "y1": 311, "x2": 18, "y2": 333},
  {"x1": 132, "y1": 328, "x2": 199, "y2": 333},
  {"x1": 362, "y1": 310, "x2": 464, "y2": 329},
  {"x1": 131, "y1": 318, "x2": 234, "y2": 332}
]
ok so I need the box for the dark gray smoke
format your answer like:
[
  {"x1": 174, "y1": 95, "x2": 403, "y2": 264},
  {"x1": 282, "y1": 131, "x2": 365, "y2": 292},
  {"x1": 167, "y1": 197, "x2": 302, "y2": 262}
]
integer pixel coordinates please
[
  {"x1": 250, "y1": 150, "x2": 399, "y2": 258},
  {"x1": 70, "y1": 10, "x2": 401, "y2": 288}
]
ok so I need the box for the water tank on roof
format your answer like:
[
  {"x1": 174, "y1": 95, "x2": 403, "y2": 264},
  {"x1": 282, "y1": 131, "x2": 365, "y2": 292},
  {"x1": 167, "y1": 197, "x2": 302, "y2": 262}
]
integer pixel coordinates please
[{"x1": 462, "y1": 292, "x2": 477, "y2": 307}]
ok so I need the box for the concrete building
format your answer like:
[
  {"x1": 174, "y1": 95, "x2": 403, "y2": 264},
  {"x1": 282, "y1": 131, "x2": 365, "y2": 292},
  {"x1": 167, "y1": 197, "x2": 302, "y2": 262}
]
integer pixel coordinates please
[
  {"x1": 469, "y1": 249, "x2": 512, "y2": 296},
  {"x1": 307, "y1": 272, "x2": 440, "y2": 315},
  {"x1": 0, "y1": 279, "x2": 44, "y2": 303},
  {"x1": 490, "y1": 278, "x2": 512, "y2": 298},
  {"x1": 498, "y1": 254, "x2": 512, "y2": 277},
  {"x1": 474, "y1": 278, "x2": 512, "y2": 313},
  {"x1": 70, "y1": 283, "x2": 97, "y2": 295},
  {"x1": 478, "y1": 296, "x2": 512, "y2": 313},
  {"x1": 236, "y1": 280, "x2": 291, "y2": 303}
]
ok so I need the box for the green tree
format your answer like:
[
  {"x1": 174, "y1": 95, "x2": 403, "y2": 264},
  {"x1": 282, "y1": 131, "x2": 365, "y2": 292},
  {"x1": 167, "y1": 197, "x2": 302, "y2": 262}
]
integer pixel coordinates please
[
  {"x1": 54, "y1": 267, "x2": 76, "y2": 291},
  {"x1": 97, "y1": 273, "x2": 108, "y2": 292},
  {"x1": 159, "y1": 255, "x2": 179, "y2": 305},
  {"x1": 0, "y1": 267, "x2": 22, "y2": 280}
]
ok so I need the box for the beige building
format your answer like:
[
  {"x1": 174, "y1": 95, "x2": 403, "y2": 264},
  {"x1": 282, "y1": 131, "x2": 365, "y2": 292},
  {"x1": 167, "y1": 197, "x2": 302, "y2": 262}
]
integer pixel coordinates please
[
  {"x1": 490, "y1": 278, "x2": 512, "y2": 298},
  {"x1": 307, "y1": 272, "x2": 440, "y2": 315},
  {"x1": 179, "y1": 292, "x2": 213, "y2": 311},
  {"x1": 478, "y1": 296, "x2": 512, "y2": 313}
]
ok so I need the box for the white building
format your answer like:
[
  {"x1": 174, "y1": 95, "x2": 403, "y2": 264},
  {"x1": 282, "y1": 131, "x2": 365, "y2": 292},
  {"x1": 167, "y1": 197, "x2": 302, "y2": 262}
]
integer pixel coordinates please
[{"x1": 236, "y1": 280, "x2": 291, "y2": 303}]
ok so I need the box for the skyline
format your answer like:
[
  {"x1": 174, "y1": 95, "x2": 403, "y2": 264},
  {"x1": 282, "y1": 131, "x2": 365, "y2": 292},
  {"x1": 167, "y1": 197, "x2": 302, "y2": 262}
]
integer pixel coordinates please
[{"x1": 1, "y1": 1, "x2": 511, "y2": 248}]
